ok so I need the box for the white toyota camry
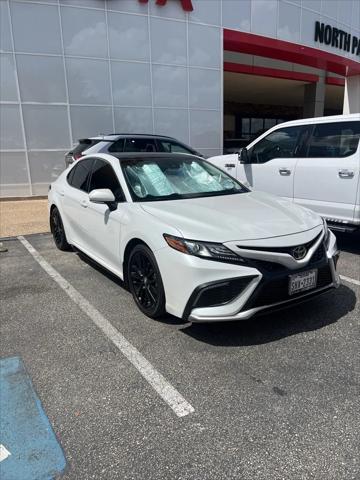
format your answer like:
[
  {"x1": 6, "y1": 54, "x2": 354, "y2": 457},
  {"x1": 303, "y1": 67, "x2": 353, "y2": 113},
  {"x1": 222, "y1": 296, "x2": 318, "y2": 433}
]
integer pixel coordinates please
[{"x1": 48, "y1": 152, "x2": 340, "y2": 322}]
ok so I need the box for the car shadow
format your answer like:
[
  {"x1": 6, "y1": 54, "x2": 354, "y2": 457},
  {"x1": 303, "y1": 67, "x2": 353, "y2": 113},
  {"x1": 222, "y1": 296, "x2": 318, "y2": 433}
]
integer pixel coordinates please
[
  {"x1": 333, "y1": 230, "x2": 360, "y2": 255},
  {"x1": 180, "y1": 285, "x2": 357, "y2": 347}
]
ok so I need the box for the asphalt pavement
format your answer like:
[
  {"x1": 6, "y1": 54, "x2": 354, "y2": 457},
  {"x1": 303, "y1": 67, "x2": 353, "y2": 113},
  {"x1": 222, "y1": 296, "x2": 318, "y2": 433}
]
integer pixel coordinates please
[{"x1": 0, "y1": 232, "x2": 359, "y2": 480}]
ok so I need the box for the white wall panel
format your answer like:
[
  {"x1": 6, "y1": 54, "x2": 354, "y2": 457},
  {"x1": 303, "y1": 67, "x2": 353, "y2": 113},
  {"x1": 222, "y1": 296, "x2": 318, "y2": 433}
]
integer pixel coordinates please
[
  {"x1": 0, "y1": 54, "x2": 18, "y2": 102},
  {"x1": 10, "y1": 2, "x2": 62, "y2": 54},
  {"x1": 17, "y1": 54, "x2": 67, "y2": 103},
  {"x1": 114, "y1": 107, "x2": 153, "y2": 134},
  {"x1": 23, "y1": 105, "x2": 70, "y2": 150},
  {"x1": 108, "y1": 11, "x2": 149, "y2": 62},
  {"x1": 70, "y1": 105, "x2": 113, "y2": 140},
  {"x1": 60, "y1": 6, "x2": 107, "y2": 58},
  {"x1": 66, "y1": 57, "x2": 111, "y2": 105},
  {"x1": 150, "y1": 17, "x2": 186, "y2": 65},
  {"x1": 0, "y1": 151, "x2": 30, "y2": 197},
  {"x1": 0, "y1": 105, "x2": 24, "y2": 150}
]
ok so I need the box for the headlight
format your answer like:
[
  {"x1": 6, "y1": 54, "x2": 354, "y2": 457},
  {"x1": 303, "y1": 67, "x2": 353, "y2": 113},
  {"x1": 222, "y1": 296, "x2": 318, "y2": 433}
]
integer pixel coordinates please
[
  {"x1": 323, "y1": 219, "x2": 330, "y2": 247},
  {"x1": 163, "y1": 234, "x2": 245, "y2": 264}
]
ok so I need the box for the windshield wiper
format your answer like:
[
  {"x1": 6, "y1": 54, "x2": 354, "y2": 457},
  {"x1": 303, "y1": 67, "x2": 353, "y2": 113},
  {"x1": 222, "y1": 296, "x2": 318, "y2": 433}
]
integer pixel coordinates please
[{"x1": 140, "y1": 192, "x2": 184, "y2": 201}]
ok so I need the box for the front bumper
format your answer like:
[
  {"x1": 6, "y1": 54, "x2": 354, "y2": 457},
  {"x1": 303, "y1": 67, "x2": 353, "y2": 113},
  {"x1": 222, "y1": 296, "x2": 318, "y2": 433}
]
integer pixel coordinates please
[{"x1": 156, "y1": 230, "x2": 340, "y2": 323}]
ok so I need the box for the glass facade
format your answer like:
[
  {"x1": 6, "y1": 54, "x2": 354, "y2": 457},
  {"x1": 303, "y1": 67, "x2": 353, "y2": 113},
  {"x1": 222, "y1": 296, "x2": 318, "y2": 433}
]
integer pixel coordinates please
[{"x1": 0, "y1": 0, "x2": 359, "y2": 196}]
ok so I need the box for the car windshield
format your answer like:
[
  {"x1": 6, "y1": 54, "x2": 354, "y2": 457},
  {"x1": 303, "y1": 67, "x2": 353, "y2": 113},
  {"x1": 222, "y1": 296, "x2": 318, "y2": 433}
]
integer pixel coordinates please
[{"x1": 121, "y1": 157, "x2": 248, "y2": 202}]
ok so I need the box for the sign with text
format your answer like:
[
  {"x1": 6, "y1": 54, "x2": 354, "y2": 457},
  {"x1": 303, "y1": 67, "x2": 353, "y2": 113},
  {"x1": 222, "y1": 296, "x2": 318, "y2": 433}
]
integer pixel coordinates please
[{"x1": 315, "y1": 21, "x2": 360, "y2": 57}]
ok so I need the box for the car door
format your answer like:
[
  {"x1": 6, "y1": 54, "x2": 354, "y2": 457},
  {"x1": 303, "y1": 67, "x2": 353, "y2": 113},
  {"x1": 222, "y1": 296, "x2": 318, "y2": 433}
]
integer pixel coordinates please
[
  {"x1": 237, "y1": 125, "x2": 306, "y2": 200},
  {"x1": 84, "y1": 158, "x2": 125, "y2": 269},
  {"x1": 293, "y1": 120, "x2": 360, "y2": 223},
  {"x1": 62, "y1": 158, "x2": 94, "y2": 248}
]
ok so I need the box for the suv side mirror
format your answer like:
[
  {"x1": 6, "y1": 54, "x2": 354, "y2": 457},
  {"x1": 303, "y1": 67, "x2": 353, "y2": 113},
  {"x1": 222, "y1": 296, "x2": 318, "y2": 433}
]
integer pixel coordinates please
[
  {"x1": 238, "y1": 148, "x2": 250, "y2": 164},
  {"x1": 89, "y1": 188, "x2": 116, "y2": 204}
]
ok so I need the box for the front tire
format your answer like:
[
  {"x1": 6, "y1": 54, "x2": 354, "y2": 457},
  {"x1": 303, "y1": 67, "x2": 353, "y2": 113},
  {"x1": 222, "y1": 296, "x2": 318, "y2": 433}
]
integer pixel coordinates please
[
  {"x1": 50, "y1": 207, "x2": 71, "y2": 251},
  {"x1": 127, "y1": 244, "x2": 166, "y2": 319}
]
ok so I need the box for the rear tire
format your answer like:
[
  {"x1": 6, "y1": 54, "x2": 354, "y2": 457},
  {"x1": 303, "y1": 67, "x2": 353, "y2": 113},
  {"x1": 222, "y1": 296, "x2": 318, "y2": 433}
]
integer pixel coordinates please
[
  {"x1": 127, "y1": 244, "x2": 166, "y2": 319},
  {"x1": 50, "y1": 207, "x2": 71, "y2": 251}
]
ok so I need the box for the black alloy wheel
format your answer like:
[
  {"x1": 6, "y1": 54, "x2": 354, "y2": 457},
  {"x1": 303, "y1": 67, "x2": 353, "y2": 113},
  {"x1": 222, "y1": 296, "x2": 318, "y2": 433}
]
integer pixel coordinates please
[
  {"x1": 50, "y1": 207, "x2": 71, "y2": 251},
  {"x1": 128, "y1": 244, "x2": 165, "y2": 318}
]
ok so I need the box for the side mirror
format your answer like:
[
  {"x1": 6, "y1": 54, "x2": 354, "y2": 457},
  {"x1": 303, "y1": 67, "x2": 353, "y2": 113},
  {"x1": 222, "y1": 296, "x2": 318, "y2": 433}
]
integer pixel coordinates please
[
  {"x1": 89, "y1": 188, "x2": 116, "y2": 204},
  {"x1": 238, "y1": 148, "x2": 250, "y2": 164}
]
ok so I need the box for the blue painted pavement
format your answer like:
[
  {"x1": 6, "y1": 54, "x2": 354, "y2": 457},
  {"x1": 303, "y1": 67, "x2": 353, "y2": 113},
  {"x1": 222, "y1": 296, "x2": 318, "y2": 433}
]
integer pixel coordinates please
[{"x1": 0, "y1": 356, "x2": 66, "y2": 480}]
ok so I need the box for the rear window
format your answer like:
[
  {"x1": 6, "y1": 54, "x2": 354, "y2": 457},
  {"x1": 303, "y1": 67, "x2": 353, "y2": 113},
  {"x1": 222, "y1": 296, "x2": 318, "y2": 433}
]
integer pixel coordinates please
[
  {"x1": 72, "y1": 139, "x2": 101, "y2": 159},
  {"x1": 108, "y1": 138, "x2": 125, "y2": 153},
  {"x1": 307, "y1": 121, "x2": 360, "y2": 158}
]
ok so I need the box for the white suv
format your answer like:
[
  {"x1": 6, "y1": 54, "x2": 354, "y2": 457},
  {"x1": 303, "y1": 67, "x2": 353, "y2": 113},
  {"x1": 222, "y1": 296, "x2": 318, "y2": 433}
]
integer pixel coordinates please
[
  {"x1": 65, "y1": 134, "x2": 203, "y2": 167},
  {"x1": 209, "y1": 114, "x2": 360, "y2": 233}
]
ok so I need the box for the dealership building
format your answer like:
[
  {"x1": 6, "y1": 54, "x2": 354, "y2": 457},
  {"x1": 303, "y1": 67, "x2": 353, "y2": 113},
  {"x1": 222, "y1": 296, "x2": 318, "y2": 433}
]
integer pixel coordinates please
[{"x1": 0, "y1": 0, "x2": 359, "y2": 197}]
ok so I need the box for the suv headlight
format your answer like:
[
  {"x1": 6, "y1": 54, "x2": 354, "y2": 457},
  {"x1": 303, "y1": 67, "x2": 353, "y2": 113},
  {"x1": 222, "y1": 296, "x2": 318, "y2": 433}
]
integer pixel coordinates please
[
  {"x1": 163, "y1": 234, "x2": 245, "y2": 264},
  {"x1": 323, "y1": 219, "x2": 330, "y2": 248}
]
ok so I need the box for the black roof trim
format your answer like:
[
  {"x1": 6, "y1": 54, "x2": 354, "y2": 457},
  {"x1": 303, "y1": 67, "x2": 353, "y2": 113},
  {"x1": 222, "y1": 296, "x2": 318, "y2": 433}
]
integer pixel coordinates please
[
  {"x1": 106, "y1": 133, "x2": 176, "y2": 139},
  {"x1": 112, "y1": 152, "x2": 201, "y2": 161}
]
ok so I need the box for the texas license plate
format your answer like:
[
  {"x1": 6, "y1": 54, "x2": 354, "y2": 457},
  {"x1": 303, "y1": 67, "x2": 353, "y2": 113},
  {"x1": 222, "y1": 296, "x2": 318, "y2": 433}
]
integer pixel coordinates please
[{"x1": 289, "y1": 269, "x2": 317, "y2": 295}]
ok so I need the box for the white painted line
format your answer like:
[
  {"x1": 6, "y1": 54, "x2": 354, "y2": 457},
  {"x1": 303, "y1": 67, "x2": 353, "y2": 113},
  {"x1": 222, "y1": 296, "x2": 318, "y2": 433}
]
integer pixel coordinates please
[
  {"x1": 340, "y1": 275, "x2": 360, "y2": 287},
  {"x1": 18, "y1": 236, "x2": 194, "y2": 418},
  {"x1": 0, "y1": 444, "x2": 11, "y2": 462}
]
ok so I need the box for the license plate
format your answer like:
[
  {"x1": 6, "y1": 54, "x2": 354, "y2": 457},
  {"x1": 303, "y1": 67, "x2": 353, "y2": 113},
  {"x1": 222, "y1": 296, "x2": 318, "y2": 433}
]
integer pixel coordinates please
[{"x1": 289, "y1": 269, "x2": 317, "y2": 295}]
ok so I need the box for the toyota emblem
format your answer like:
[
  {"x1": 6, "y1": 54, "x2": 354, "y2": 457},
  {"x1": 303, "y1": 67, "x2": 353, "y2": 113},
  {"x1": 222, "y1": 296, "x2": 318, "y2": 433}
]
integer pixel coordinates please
[{"x1": 292, "y1": 245, "x2": 307, "y2": 260}]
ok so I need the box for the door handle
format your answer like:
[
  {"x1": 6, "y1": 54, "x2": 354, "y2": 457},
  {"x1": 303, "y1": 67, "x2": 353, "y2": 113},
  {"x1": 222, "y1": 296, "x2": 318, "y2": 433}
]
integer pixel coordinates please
[
  {"x1": 59, "y1": 190, "x2": 65, "y2": 196},
  {"x1": 338, "y1": 169, "x2": 354, "y2": 179},
  {"x1": 225, "y1": 163, "x2": 235, "y2": 168},
  {"x1": 80, "y1": 199, "x2": 88, "y2": 208},
  {"x1": 279, "y1": 168, "x2": 291, "y2": 176}
]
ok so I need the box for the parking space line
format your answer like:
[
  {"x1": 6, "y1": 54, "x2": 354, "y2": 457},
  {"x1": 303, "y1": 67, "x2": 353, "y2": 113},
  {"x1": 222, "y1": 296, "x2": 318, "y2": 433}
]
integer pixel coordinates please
[
  {"x1": 18, "y1": 236, "x2": 194, "y2": 418},
  {"x1": 340, "y1": 275, "x2": 360, "y2": 287}
]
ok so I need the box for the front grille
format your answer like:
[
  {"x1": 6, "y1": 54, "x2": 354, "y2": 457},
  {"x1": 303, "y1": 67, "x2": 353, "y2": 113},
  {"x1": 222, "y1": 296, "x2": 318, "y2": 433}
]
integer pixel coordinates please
[
  {"x1": 310, "y1": 244, "x2": 325, "y2": 263},
  {"x1": 244, "y1": 242, "x2": 326, "y2": 274},
  {"x1": 243, "y1": 264, "x2": 333, "y2": 310},
  {"x1": 193, "y1": 276, "x2": 255, "y2": 309},
  {"x1": 237, "y1": 233, "x2": 321, "y2": 257}
]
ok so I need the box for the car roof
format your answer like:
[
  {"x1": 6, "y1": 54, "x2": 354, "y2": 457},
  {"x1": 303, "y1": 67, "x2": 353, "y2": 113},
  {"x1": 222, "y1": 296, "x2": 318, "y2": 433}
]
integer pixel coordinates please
[
  {"x1": 109, "y1": 152, "x2": 202, "y2": 162},
  {"x1": 88, "y1": 133, "x2": 179, "y2": 141},
  {"x1": 275, "y1": 113, "x2": 360, "y2": 129}
]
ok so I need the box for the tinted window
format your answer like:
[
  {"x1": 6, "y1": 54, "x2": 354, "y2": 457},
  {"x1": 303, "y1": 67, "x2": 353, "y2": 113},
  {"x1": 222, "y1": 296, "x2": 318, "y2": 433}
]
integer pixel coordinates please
[
  {"x1": 157, "y1": 139, "x2": 193, "y2": 154},
  {"x1": 89, "y1": 159, "x2": 124, "y2": 201},
  {"x1": 68, "y1": 158, "x2": 94, "y2": 191},
  {"x1": 124, "y1": 138, "x2": 157, "y2": 152},
  {"x1": 72, "y1": 139, "x2": 101, "y2": 159},
  {"x1": 307, "y1": 121, "x2": 360, "y2": 158},
  {"x1": 249, "y1": 126, "x2": 302, "y2": 164},
  {"x1": 108, "y1": 138, "x2": 125, "y2": 153}
]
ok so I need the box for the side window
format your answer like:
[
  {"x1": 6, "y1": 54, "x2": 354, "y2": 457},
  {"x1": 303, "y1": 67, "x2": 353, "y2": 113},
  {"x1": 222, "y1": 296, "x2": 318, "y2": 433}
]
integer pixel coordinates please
[
  {"x1": 248, "y1": 127, "x2": 302, "y2": 164},
  {"x1": 158, "y1": 140, "x2": 192, "y2": 154},
  {"x1": 124, "y1": 138, "x2": 156, "y2": 152},
  {"x1": 108, "y1": 138, "x2": 125, "y2": 153},
  {"x1": 307, "y1": 121, "x2": 360, "y2": 158},
  {"x1": 89, "y1": 159, "x2": 124, "y2": 201},
  {"x1": 68, "y1": 158, "x2": 94, "y2": 192}
]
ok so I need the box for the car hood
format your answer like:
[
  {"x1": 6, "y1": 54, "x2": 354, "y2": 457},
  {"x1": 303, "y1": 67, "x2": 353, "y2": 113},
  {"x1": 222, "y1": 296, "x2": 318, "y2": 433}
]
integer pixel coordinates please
[{"x1": 140, "y1": 191, "x2": 322, "y2": 242}]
